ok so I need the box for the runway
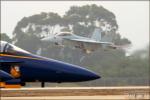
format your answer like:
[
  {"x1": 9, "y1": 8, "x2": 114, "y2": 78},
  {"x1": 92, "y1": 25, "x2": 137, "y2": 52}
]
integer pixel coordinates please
[
  {"x1": 1, "y1": 86, "x2": 150, "y2": 100},
  {"x1": 2, "y1": 95, "x2": 150, "y2": 100}
]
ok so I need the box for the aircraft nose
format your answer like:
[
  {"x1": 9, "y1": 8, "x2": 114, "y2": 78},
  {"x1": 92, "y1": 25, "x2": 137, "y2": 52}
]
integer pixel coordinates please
[
  {"x1": 87, "y1": 71, "x2": 100, "y2": 80},
  {"x1": 64, "y1": 64, "x2": 101, "y2": 82},
  {"x1": 77, "y1": 68, "x2": 100, "y2": 81},
  {"x1": 41, "y1": 59, "x2": 100, "y2": 82}
]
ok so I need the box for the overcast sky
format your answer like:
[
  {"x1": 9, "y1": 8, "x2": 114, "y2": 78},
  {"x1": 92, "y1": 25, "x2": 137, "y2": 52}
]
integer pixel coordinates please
[{"x1": 1, "y1": 1, "x2": 149, "y2": 52}]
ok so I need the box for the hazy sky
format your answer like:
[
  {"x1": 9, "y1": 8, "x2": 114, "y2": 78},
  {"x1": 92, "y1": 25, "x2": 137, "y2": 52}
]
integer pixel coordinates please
[{"x1": 1, "y1": 1, "x2": 149, "y2": 52}]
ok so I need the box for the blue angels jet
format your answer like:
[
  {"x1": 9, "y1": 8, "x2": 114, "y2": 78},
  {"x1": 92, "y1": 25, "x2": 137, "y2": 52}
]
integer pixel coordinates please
[
  {"x1": 0, "y1": 41, "x2": 100, "y2": 88},
  {"x1": 42, "y1": 28, "x2": 124, "y2": 54}
]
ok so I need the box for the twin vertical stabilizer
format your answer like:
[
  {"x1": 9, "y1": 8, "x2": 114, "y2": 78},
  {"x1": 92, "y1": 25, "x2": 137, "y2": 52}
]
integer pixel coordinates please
[{"x1": 91, "y1": 28, "x2": 102, "y2": 42}]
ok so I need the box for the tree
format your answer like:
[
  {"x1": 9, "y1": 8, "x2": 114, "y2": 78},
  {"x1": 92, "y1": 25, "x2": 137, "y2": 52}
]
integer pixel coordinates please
[
  {"x1": 64, "y1": 5, "x2": 118, "y2": 35},
  {"x1": 0, "y1": 33, "x2": 12, "y2": 42},
  {"x1": 15, "y1": 33, "x2": 41, "y2": 54}
]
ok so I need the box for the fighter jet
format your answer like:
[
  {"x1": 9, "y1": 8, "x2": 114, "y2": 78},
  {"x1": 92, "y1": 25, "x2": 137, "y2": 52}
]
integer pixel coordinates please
[
  {"x1": 0, "y1": 41, "x2": 100, "y2": 88},
  {"x1": 42, "y1": 28, "x2": 122, "y2": 54}
]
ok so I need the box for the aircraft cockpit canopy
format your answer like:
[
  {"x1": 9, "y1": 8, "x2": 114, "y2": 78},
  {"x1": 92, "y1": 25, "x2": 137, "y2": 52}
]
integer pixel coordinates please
[
  {"x1": 57, "y1": 32, "x2": 72, "y2": 36},
  {"x1": 0, "y1": 41, "x2": 29, "y2": 54}
]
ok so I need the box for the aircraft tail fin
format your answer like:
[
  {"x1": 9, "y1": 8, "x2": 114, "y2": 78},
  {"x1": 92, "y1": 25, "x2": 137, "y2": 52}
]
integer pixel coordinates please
[{"x1": 91, "y1": 28, "x2": 102, "y2": 42}]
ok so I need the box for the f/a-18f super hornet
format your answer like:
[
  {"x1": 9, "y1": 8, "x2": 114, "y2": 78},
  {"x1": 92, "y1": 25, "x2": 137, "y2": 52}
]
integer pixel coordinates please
[
  {"x1": 0, "y1": 41, "x2": 100, "y2": 88},
  {"x1": 42, "y1": 28, "x2": 124, "y2": 54}
]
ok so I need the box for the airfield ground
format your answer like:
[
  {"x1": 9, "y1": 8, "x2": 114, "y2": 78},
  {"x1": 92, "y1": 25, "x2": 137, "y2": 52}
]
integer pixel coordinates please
[{"x1": 1, "y1": 86, "x2": 150, "y2": 100}]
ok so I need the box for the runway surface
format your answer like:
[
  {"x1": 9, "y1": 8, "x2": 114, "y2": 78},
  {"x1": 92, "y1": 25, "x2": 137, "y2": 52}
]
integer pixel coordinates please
[
  {"x1": 1, "y1": 95, "x2": 150, "y2": 100},
  {"x1": 1, "y1": 86, "x2": 150, "y2": 100},
  {"x1": 2, "y1": 86, "x2": 149, "y2": 90}
]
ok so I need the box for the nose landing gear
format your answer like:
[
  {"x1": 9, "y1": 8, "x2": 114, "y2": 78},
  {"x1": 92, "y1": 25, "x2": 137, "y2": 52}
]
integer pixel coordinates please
[{"x1": 41, "y1": 82, "x2": 45, "y2": 88}]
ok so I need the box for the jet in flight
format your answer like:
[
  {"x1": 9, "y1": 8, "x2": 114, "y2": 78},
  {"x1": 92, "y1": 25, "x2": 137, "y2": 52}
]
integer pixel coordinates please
[
  {"x1": 0, "y1": 41, "x2": 100, "y2": 88},
  {"x1": 42, "y1": 28, "x2": 123, "y2": 54}
]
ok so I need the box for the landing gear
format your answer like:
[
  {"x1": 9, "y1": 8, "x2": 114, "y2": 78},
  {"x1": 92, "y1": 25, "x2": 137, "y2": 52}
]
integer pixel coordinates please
[
  {"x1": 41, "y1": 82, "x2": 45, "y2": 88},
  {"x1": 21, "y1": 82, "x2": 26, "y2": 86},
  {"x1": 55, "y1": 42, "x2": 59, "y2": 45}
]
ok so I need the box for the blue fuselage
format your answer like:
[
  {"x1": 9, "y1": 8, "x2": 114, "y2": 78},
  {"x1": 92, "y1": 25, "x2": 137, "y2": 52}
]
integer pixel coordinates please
[{"x1": 1, "y1": 53, "x2": 100, "y2": 83}]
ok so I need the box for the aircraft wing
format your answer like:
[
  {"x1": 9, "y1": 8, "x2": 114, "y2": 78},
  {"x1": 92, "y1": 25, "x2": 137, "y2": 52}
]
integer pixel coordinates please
[
  {"x1": 0, "y1": 70, "x2": 14, "y2": 81},
  {"x1": 63, "y1": 38, "x2": 119, "y2": 53},
  {"x1": 0, "y1": 69, "x2": 21, "y2": 88},
  {"x1": 70, "y1": 38, "x2": 129, "y2": 49},
  {"x1": 64, "y1": 38, "x2": 103, "y2": 53},
  {"x1": 65, "y1": 38, "x2": 115, "y2": 47},
  {"x1": 68, "y1": 38, "x2": 101, "y2": 43},
  {"x1": 0, "y1": 60, "x2": 22, "y2": 85}
]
